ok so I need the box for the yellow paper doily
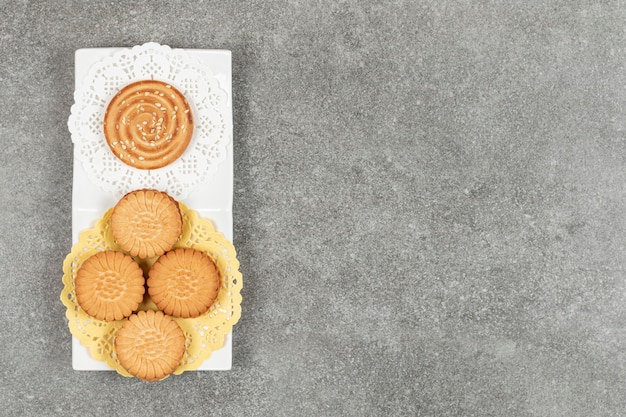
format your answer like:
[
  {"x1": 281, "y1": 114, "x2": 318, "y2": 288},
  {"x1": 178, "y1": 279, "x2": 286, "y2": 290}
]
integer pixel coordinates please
[{"x1": 60, "y1": 203, "x2": 242, "y2": 378}]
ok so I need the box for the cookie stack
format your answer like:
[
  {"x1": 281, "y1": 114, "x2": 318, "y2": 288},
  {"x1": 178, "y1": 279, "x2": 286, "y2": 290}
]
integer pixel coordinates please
[{"x1": 74, "y1": 189, "x2": 221, "y2": 382}]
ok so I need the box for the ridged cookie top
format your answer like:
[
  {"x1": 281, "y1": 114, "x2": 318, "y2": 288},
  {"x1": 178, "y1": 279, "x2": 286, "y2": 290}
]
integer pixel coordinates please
[
  {"x1": 147, "y1": 248, "x2": 221, "y2": 318},
  {"x1": 104, "y1": 80, "x2": 194, "y2": 170},
  {"x1": 75, "y1": 250, "x2": 145, "y2": 321},
  {"x1": 114, "y1": 310, "x2": 186, "y2": 382},
  {"x1": 110, "y1": 189, "x2": 182, "y2": 259}
]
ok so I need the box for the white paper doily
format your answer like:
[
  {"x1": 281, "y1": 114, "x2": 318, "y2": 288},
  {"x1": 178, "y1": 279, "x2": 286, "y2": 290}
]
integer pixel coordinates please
[{"x1": 68, "y1": 43, "x2": 230, "y2": 199}]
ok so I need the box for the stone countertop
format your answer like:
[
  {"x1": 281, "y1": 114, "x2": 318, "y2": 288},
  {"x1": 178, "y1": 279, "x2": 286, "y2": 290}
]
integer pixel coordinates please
[{"x1": 1, "y1": 1, "x2": 626, "y2": 416}]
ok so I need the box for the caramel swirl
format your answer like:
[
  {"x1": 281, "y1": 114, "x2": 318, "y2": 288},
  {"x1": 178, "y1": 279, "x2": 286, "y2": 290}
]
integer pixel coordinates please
[{"x1": 104, "y1": 80, "x2": 194, "y2": 170}]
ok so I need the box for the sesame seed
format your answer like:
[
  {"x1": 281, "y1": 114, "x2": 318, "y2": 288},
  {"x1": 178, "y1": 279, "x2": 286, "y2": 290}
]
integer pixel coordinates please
[
  {"x1": 138, "y1": 156, "x2": 145, "y2": 160},
  {"x1": 166, "y1": 84, "x2": 171, "y2": 88},
  {"x1": 145, "y1": 92, "x2": 150, "y2": 96}
]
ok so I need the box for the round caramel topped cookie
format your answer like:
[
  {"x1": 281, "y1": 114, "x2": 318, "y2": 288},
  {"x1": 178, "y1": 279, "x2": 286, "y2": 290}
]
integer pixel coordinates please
[
  {"x1": 110, "y1": 189, "x2": 182, "y2": 259},
  {"x1": 115, "y1": 310, "x2": 186, "y2": 382},
  {"x1": 75, "y1": 250, "x2": 145, "y2": 321},
  {"x1": 104, "y1": 80, "x2": 194, "y2": 170},
  {"x1": 148, "y1": 248, "x2": 221, "y2": 318}
]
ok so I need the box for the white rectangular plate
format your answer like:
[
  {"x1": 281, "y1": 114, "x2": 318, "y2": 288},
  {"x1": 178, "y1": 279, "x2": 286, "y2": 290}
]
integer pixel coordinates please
[{"x1": 71, "y1": 47, "x2": 233, "y2": 371}]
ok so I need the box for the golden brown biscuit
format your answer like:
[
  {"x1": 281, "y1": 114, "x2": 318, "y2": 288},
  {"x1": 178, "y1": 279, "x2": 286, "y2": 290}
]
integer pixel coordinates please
[
  {"x1": 110, "y1": 189, "x2": 182, "y2": 259},
  {"x1": 75, "y1": 250, "x2": 145, "y2": 321},
  {"x1": 104, "y1": 80, "x2": 194, "y2": 170},
  {"x1": 147, "y1": 248, "x2": 220, "y2": 318},
  {"x1": 114, "y1": 310, "x2": 186, "y2": 382}
]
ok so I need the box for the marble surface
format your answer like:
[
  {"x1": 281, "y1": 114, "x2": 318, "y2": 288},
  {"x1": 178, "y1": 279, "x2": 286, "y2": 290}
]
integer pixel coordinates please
[{"x1": 2, "y1": 1, "x2": 626, "y2": 416}]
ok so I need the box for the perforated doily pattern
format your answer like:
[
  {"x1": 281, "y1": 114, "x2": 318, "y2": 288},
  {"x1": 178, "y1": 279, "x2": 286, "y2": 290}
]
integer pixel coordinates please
[
  {"x1": 60, "y1": 203, "x2": 242, "y2": 378},
  {"x1": 68, "y1": 43, "x2": 230, "y2": 199}
]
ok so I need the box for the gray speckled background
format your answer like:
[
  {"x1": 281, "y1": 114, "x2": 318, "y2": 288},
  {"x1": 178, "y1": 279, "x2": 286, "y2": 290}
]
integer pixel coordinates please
[{"x1": 2, "y1": 1, "x2": 626, "y2": 416}]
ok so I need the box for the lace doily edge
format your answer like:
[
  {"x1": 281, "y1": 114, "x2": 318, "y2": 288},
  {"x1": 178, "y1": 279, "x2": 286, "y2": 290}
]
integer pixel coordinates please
[{"x1": 67, "y1": 42, "x2": 233, "y2": 200}]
